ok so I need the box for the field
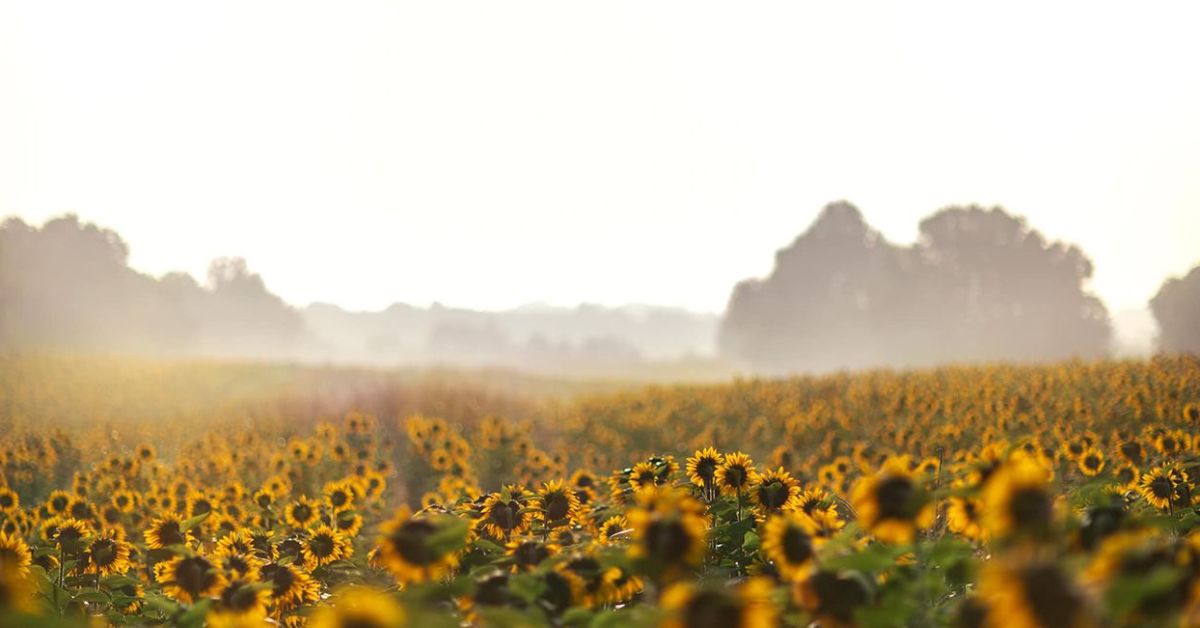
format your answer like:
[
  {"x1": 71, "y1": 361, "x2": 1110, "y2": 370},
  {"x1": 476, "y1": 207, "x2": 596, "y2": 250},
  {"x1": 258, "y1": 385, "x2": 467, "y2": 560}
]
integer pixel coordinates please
[{"x1": 1, "y1": 354, "x2": 1200, "y2": 627}]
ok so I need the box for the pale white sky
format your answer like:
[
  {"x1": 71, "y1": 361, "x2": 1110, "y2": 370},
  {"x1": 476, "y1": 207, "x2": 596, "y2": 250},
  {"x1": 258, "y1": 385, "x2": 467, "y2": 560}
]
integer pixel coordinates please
[{"x1": 2, "y1": 1, "x2": 1198, "y2": 314}]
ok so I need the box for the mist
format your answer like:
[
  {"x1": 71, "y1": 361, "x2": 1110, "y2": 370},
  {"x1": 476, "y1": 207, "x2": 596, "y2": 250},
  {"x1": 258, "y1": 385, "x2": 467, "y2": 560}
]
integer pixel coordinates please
[{"x1": 0, "y1": 208, "x2": 1183, "y2": 378}]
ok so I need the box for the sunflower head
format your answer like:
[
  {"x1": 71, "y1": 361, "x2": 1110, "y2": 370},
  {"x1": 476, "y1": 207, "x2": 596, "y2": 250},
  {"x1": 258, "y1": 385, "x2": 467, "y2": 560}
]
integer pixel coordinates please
[
  {"x1": 850, "y1": 458, "x2": 933, "y2": 544},
  {"x1": 981, "y1": 457, "x2": 1055, "y2": 540},
  {"x1": 760, "y1": 511, "x2": 819, "y2": 580},
  {"x1": 309, "y1": 586, "x2": 406, "y2": 628},
  {"x1": 376, "y1": 506, "x2": 465, "y2": 585},
  {"x1": 980, "y1": 551, "x2": 1090, "y2": 628},
  {"x1": 686, "y1": 448, "x2": 724, "y2": 491},
  {"x1": 154, "y1": 555, "x2": 226, "y2": 604},
  {"x1": 715, "y1": 453, "x2": 756, "y2": 494}
]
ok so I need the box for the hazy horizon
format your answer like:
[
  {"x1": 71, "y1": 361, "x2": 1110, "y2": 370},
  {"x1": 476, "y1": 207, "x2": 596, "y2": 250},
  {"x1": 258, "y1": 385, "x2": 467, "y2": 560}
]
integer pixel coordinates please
[{"x1": 3, "y1": 2, "x2": 1199, "y2": 317}]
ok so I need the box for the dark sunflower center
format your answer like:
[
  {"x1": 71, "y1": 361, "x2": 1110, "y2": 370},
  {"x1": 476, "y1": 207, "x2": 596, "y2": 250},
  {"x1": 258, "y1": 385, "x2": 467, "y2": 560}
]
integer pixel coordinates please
[
  {"x1": 270, "y1": 565, "x2": 296, "y2": 596},
  {"x1": 331, "y1": 492, "x2": 348, "y2": 507},
  {"x1": 475, "y1": 573, "x2": 511, "y2": 606},
  {"x1": 1008, "y1": 487, "x2": 1051, "y2": 529},
  {"x1": 1084, "y1": 455, "x2": 1101, "y2": 470},
  {"x1": 514, "y1": 541, "x2": 549, "y2": 566},
  {"x1": 809, "y1": 571, "x2": 870, "y2": 621},
  {"x1": 90, "y1": 539, "x2": 117, "y2": 567},
  {"x1": 684, "y1": 590, "x2": 743, "y2": 628},
  {"x1": 646, "y1": 519, "x2": 693, "y2": 563},
  {"x1": 695, "y1": 459, "x2": 718, "y2": 484},
  {"x1": 874, "y1": 476, "x2": 917, "y2": 520},
  {"x1": 391, "y1": 519, "x2": 437, "y2": 565},
  {"x1": 52, "y1": 496, "x2": 68, "y2": 511},
  {"x1": 544, "y1": 494, "x2": 570, "y2": 521},
  {"x1": 310, "y1": 534, "x2": 335, "y2": 557},
  {"x1": 1019, "y1": 565, "x2": 1081, "y2": 627},
  {"x1": 488, "y1": 501, "x2": 520, "y2": 531},
  {"x1": 1150, "y1": 476, "x2": 1173, "y2": 499},
  {"x1": 1120, "y1": 442, "x2": 1143, "y2": 463},
  {"x1": 757, "y1": 480, "x2": 790, "y2": 510},
  {"x1": 192, "y1": 500, "x2": 212, "y2": 516},
  {"x1": 220, "y1": 582, "x2": 261, "y2": 611},
  {"x1": 781, "y1": 526, "x2": 814, "y2": 564},
  {"x1": 0, "y1": 495, "x2": 14, "y2": 508},
  {"x1": 1117, "y1": 468, "x2": 1134, "y2": 484},
  {"x1": 723, "y1": 466, "x2": 748, "y2": 488},
  {"x1": 292, "y1": 505, "x2": 312, "y2": 522},
  {"x1": 70, "y1": 502, "x2": 90, "y2": 519},
  {"x1": 174, "y1": 557, "x2": 216, "y2": 597}
]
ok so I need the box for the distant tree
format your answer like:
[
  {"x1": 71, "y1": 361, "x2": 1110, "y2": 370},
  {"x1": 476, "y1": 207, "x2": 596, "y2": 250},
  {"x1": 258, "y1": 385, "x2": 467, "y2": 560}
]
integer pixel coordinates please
[
  {"x1": 719, "y1": 202, "x2": 1111, "y2": 373},
  {"x1": 719, "y1": 201, "x2": 907, "y2": 373},
  {"x1": 1150, "y1": 264, "x2": 1200, "y2": 354}
]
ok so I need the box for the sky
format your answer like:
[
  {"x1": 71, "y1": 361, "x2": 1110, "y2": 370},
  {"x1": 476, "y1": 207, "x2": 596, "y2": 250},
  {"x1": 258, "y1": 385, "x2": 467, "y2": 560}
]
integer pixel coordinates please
[{"x1": 2, "y1": 2, "x2": 1198, "y2": 315}]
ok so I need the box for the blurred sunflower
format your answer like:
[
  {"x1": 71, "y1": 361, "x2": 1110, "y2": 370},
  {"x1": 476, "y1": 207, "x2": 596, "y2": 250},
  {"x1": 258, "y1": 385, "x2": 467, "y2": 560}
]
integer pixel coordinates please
[
  {"x1": 851, "y1": 458, "x2": 933, "y2": 544},
  {"x1": 981, "y1": 457, "x2": 1054, "y2": 539},
  {"x1": 285, "y1": 496, "x2": 321, "y2": 529},
  {"x1": 376, "y1": 506, "x2": 464, "y2": 584},
  {"x1": 750, "y1": 468, "x2": 802, "y2": 517},
  {"x1": 301, "y1": 525, "x2": 353, "y2": 571},
  {"x1": 261, "y1": 561, "x2": 320, "y2": 611},
  {"x1": 144, "y1": 512, "x2": 194, "y2": 549},
  {"x1": 154, "y1": 555, "x2": 226, "y2": 604},
  {"x1": 978, "y1": 552, "x2": 1090, "y2": 628},
  {"x1": 760, "y1": 510, "x2": 819, "y2": 580},
  {"x1": 0, "y1": 531, "x2": 32, "y2": 576},
  {"x1": 310, "y1": 586, "x2": 406, "y2": 628},
  {"x1": 535, "y1": 480, "x2": 581, "y2": 528}
]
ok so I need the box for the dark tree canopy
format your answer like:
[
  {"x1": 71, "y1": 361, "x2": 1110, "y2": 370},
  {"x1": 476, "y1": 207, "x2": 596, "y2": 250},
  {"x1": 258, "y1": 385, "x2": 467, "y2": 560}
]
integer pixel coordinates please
[
  {"x1": 1150, "y1": 264, "x2": 1200, "y2": 355},
  {"x1": 0, "y1": 214, "x2": 305, "y2": 358},
  {"x1": 720, "y1": 202, "x2": 1112, "y2": 373}
]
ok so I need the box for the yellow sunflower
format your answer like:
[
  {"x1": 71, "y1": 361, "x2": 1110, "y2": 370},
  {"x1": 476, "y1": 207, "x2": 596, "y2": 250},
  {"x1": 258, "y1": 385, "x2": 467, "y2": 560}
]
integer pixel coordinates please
[
  {"x1": 261, "y1": 561, "x2": 320, "y2": 611},
  {"x1": 376, "y1": 506, "x2": 465, "y2": 584},
  {"x1": 154, "y1": 555, "x2": 227, "y2": 604},
  {"x1": 981, "y1": 457, "x2": 1055, "y2": 539},
  {"x1": 660, "y1": 577, "x2": 776, "y2": 628},
  {"x1": 301, "y1": 525, "x2": 353, "y2": 571},
  {"x1": 284, "y1": 496, "x2": 321, "y2": 529},
  {"x1": 535, "y1": 480, "x2": 581, "y2": 528},
  {"x1": 310, "y1": 586, "x2": 406, "y2": 628},
  {"x1": 749, "y1": 468, "x2": 802, "y2": 518},
  {"x1": 760, "y1": 511, "x2": 819, "y2": 580},
  {"x1": 84, "y1": 533, "x2": 132, "y2": 576},
  {"x1": 978, "y1": 551, "x2": 1090, "y2": 628},
  {"x1": 850, "y1": 458, "x2": 933, "y2": 544},
  {"x1": 144, "y1": 512, "x2": 194, "y2": 549},
  {"x1": 0, "y1": 531, "x2": 33, "y2": 577},
  {"x1": 686, "y1": 448, "x2": 724, "y2": 497}
]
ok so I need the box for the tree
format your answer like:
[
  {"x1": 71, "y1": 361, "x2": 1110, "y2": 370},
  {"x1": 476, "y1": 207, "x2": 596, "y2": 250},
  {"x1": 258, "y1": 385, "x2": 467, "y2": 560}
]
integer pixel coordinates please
[{"x1": 1150, "y1": 264, "x2": 1200, "y2": 354}]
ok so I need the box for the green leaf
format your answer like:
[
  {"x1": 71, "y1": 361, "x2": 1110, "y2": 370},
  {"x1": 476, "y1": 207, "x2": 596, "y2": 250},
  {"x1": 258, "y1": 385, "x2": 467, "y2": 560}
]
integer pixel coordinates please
[{"x1": 180, "y1": 511, "x2": 211, "y2": 532}]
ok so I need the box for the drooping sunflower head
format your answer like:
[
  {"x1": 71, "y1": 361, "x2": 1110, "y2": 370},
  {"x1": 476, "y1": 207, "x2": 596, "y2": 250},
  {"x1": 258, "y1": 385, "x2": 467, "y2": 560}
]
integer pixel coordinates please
[
  {"x1": 376, "y1": 506, "x2": 465, "y2": 585},
  {"x1": 309, "y1": 585, "x2": 406, "y2": 628},
  {"x1": 760, "y1": 511, "x2": 819, "y2": 580},
  {"x1": 661, "y1": 577, "x2": 777, "y2": 628},
  {"x1": 716, "y1": 453, "x2": 756, "y2": 494},
  {"x1": 686, "y1": 448, "x2": 724, "y2": 491},
  {"x1": 850, "y1": 458, "x2": 933, "y2": 544}
]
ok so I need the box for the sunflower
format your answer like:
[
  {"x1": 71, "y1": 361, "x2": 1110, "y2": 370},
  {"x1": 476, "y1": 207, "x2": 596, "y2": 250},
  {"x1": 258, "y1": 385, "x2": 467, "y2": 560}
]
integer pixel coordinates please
[
  {"x1": 793, "y1": 486, "x2": 832, "y2": 516},
  {"x1": 978, "y1": 551, "x2": 1090, "y2": 628},
  {"x1": 208, "y1": 578, "x2": 271, "y2": 623},
  {"x1": 628, "y1": 462, "x2": 660, "y2": 492},
  {"x1": 0, "y1": 488, "x2": 18, "y2": 513},
  {"x1": 1184, "y1": 402, "x2": 1200, "y2": 424},
  {"x1": 309, "y1": 585, "x2": 406, "y2": 628},
  {"x1": 505, "y1": 539, "x2": 559, "y2": 572},
  {"x1": 285, "y1": 496, "x2": 321, "y2": 529},
  {"x1": 535, "y1": 480, "x2": 581, "y2": 528},
  {"x1": 1154, "y1": 431, "x2": 1185, "y2": 458},
  {"x1": 715, "y1": 452, "x2": 756, "y2": 496},
  {"x1": 796, "y1": 570, "x2": 873, "y2": 628},
  {"x1": 111, "y1": 489, "x2": 138, "y2": 514},
  {"x1": 626, "y1": 490, "x2": 707, "y2": 576},
  {"x1": 324, "y1": 481, "x2": 356, "y2": 514},
  {"x1": 333, "y1": 511, "x2": 364, "y2": 539},
  {"x1": 947, "y1": 496, "x2": 986, "y2": 542},
  {"x1": 1113, "y1": 463, "x2": 1140, "y2": 492},
  {"x1": 46, "y1": 489, "x2": 72, "y2": 516},
  {"x1": 84, "y1": 533, "x2": 132, "y2": 576},
  {"x1": 144, "y1": 512, "x2": 194, "y2": 549},
  {"x1": 1117, "y1": 438, "x2": 1146, "y2": 466},
  {"x1": 749, "y1": 468, "x2": 802, "y2": 518},
  {"x1": 477, "y1": 493, "x2": 531, "y2": 540},
  {"x1": 595, "y1": 515, "x2": 629, "y2": 544},
  {"x1": 0, "y1": 531, "x2": 32, "y2": 577},
  {"x1": 1076, "y1": 448, "x2": 1105, "y2": 477},
  {"x1": 301, "y1": 525, "x2": 353, "y2": 571},
  {"x1": 850, "y1": 458, "x2": 933, "y2": 544},
  {"x1": 50, "y1": 517, "x2": 94, "y2": 555},
  {"x1": 981, "y1": 457, "x2": 1055, "y2": 539},
  {"x1": 376, "y1": 506, "x2": 465, "y2": 584},
  {"x1": 1138, "y1": 465, "x2": 1181, "y2": 511},
  {"x1": 261, "y1": 561, "x2": 320, "y2": 611},
  {"x1": 760, "y1": 511, "x2": 819, "y2": 580},
  {"x1": 686, "y1": 448, "x2": 724, "y2": 497},
  {"x1": 212, "y1": 548, "x2": 262, "y2": 581},
  {"x1": 154, "y1": 555, "x2": 226, "y2": 604}
]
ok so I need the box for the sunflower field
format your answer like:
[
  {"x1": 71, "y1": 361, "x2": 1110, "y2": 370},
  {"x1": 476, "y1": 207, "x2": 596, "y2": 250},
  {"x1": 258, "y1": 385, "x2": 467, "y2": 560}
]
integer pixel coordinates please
[{"x1": 2, "y1": 354, "x2": 1200, "y2": 627}]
